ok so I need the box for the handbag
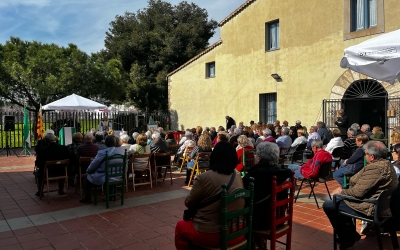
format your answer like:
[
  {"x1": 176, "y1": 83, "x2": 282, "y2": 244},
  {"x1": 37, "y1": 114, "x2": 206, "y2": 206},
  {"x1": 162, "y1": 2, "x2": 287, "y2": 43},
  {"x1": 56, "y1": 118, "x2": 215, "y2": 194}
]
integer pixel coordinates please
[{"x1": 183, "y1": 172, "x2": 236, "y2": 221}]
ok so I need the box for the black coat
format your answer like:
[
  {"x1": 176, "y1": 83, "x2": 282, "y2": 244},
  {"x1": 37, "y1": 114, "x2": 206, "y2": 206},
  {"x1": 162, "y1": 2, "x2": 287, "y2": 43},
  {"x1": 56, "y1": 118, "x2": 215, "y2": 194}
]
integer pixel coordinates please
[
  {"x1": 226, "y1": 117, "x2": 236, "y2": 130},
  {"x1": 242, "y1": 161, "x2": 292, "y2": 230},
  {"x1": 35, "y1": 142, "x2": 70, "y2": 176},
  {"x1": 335, "y1": 115, "x2": 349, "y2": 136}
]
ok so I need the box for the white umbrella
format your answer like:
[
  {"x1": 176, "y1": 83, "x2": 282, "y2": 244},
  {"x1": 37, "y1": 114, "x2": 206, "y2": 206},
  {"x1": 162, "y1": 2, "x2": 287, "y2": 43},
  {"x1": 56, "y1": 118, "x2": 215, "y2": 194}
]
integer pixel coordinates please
[
  {"x1": 340, "y1": 29, "x2": 400, "y2": 84},
  {"x1": 42, "y1": 93, "x2": 107, "y2": 110}
]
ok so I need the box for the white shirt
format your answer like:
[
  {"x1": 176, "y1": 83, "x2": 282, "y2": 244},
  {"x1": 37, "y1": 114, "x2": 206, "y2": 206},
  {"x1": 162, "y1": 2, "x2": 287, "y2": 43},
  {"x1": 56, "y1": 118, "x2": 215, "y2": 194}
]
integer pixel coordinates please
[{"x1": 325, "y1": 137, "x2": 344, "y2": 154}]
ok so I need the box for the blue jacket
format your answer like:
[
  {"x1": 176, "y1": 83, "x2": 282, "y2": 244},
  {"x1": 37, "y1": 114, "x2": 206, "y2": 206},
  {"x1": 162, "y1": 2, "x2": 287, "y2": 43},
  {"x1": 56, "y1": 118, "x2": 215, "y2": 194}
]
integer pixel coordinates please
[{"x1": 86, "y1": 147, "x2": 124, "y2": 185}]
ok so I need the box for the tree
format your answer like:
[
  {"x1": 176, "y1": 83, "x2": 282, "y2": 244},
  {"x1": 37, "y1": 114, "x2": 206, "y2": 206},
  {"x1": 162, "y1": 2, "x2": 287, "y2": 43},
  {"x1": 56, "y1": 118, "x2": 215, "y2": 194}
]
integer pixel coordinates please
[
  {"x1": 103, "y1": 0, "x2": 218, "y2": 112},
  {"x1": 0, "y1": 37, "x2": 125, "y2": 112}
]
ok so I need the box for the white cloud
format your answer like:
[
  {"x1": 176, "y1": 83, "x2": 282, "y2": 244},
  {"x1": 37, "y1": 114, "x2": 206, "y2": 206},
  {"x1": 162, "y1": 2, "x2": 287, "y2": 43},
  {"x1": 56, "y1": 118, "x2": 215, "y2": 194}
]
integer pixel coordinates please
[{"x1": 0, "y1": 0, "x2": 51, "y2": 8}]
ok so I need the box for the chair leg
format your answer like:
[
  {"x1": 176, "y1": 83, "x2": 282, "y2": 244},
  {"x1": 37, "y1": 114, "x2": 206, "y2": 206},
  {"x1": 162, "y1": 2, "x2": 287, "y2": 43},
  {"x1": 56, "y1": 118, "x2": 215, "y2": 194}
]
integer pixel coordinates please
[
  {"x1": 132, "y1": 165, "x2": 135, "y2": 192},
  {"x1": 106, "y1": 183, "x2": 110, "y2": 209},
  {"x1": 121, "y1": 180, "x2": 125, "y2": 206},
  {"x1": 294, "y1": 179, "x2": 305, "y2": 202},
  {"x1": 155, "y1": 166, "x2": 158, "y2": 187},
  {"x1": 149, "y1": 169, "x2": 153, "y2": 189},
  {"x1": 308, "y1": 180, "x2": 319, "y2": 209},
  {"x1": 125, "y1": 172, "x2": 128, "y2": 193},
  {"x1": 390, "y1": 228, "x2": 399, "y2": 249},
  {"x1": 93, "y1": 187, "x2": 98, "y2": 205},
  {"x1": 324, "y1": 182, "x2": 332, "y2": 200},
  {"x1": 163, "y1": 167, "x2": 167, "y2": 182},
  {"x1": 46, "y1": 170, "x2": 50, "y2": 204},
  {"x1": 375, "y1": 225, "x2": 384, "y2": 250},
  {"x1": 187, "y1": 166, "x2": 196, "y2": 187},
  {"x1": 169, "y1": 167, "x2": 173, "y2": 185}
]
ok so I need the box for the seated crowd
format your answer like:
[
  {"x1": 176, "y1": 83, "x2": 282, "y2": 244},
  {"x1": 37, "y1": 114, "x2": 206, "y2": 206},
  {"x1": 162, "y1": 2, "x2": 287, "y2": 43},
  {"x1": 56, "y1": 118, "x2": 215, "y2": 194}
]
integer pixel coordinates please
[{"x1": 33, "y1": 113, "x2": 400, "y2": 249}]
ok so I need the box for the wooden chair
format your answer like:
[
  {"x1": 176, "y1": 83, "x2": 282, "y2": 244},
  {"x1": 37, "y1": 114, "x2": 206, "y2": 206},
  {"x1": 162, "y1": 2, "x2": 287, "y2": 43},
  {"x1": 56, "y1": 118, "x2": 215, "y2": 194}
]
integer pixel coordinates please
[
  {"x1": 93, "y1": 150, "x2": 127, "y2": 209},
  {"x1": 187, "y1": 152, "x2": 211, "y2": 186},
  {"x1": 242, "y1": 149, "x2": 256, "y2": 174},
  {"x1": 153, "y1": 152, "x2": 172, "y2": 186},
  {"x1": 40, "y1": 159, "x2": 69, "y2": 204},
  {"x1": 179, "y1": 146, "x2": 194, "y2": 172},
  {"x1": 168, "y1": 143, "x2": 178, "y2": 155},
  {"x1": 131, "y1": 153, "x2": 152, "y2": 191},
  {"x1": 76, "y1": 157, "x2": 94, "y2": 197},
  {"x1": 333, "y1": 190, "x2": 399, "y2": 250},
  {"x1": 253, "y1": 173, "x2": 295, "y2": 250},
  {"x1": 295, "y1": 162, "x2": 332, "y2": 209},
  {"x1": 191, "y1": 177, "x2": 255, "y2": 250}
]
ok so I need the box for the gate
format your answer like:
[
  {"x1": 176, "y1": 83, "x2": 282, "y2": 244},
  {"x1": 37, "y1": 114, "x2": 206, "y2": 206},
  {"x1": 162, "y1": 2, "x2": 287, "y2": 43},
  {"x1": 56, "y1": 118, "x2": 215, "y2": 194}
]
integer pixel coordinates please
[
  {"x1": 387, "y1": 97, "x2": 400, "y2": 137},
  {"x1": 322, "y1": 99, "x2": 343, "y2": 130}
]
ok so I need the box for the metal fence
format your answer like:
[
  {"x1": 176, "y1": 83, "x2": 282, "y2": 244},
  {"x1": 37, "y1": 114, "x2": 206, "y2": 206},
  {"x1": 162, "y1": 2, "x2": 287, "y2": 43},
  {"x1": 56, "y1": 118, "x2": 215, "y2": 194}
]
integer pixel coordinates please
[{"x1": 0, "y1": 111, "x2": 169, "y2": 148}]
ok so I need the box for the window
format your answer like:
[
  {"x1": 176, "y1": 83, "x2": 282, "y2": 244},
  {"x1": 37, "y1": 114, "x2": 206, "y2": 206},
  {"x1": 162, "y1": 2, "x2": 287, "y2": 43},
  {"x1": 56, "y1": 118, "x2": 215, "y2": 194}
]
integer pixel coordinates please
[
  {"x1": 351, "y1": 0, "x2": 377, "y2": 31},
  {"x1": 259, "y1": 93, "x2": 277, "y2": 123},
  {"x1": 266, "y1": 20, "x2": 279, "y2": 51},
  {"x1": 206, "y1": 62, "x2": 215, "y2": 78}
]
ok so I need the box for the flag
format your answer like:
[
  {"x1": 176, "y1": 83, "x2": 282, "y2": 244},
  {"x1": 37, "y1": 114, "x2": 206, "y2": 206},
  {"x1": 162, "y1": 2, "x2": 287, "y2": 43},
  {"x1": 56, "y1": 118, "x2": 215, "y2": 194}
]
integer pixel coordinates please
[
  {"x1": 23, "y1": 105, "x2": 31, "y2": 155},
  {"x1": 37, "y1": 105, "x2": 44, "y2": 140}
]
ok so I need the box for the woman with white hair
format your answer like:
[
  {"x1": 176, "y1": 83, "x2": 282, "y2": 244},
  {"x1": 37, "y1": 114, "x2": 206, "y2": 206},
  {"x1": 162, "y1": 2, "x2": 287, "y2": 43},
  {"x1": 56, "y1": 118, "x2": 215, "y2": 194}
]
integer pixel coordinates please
[
  {"x1": 236, "y1": 135, "x2": 254, "y2": 172},
  {"x1": 242, "y1": 142, "x2": 292, "y2": 230},
  {"x1": 120, "y1": 134, "x2": 132, "y2": 156}
]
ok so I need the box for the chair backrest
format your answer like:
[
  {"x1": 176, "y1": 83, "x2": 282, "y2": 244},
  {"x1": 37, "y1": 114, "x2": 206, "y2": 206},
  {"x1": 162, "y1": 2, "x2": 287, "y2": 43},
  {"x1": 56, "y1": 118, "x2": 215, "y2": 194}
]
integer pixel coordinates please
[
  {"x1": 279, "y1": 147, "x2": 291, "y2": 155},
  {"x1": 221, "y1": 177, "x2": 254, "y2": 250},
  {"x1": 317, "y1": 162, "x2": 332, "y2": 181},
  {"x1": 153, "y1": 152, "x2": 171, "y2": 166},
  {"x1": 168, "y1": 143, "x2": 178, "y2": 154},
  {"x1": 242, "y1": 149, "x2": 256, "y2": 173},
  {"x1": 184, "y1": 146, "x2": 194, "y2": 157},
  {"x1": 331, "y1": 146, "x2": 343, "y2": 158},
  {"x1": 44, "y1": 159, "x2": 69, "y2": 176},
  {"x1": 79, "y1": 157, "x2": 94, "y2": 174},
  {"x1": 105, "y1": 149, "x2": 127, "y2": 182},
  {"x1": 296, "y1": 143, "x2": 307, "y2": 152},
  {"x1": 131, "y1": 153, "x2": 151, "y2": 169},
  {"x1": 195, "y1": 152, "x2": 211, "y2": 169},
  {"x1": 269, "y1": 173, "x2": 295, "y2": 246}
]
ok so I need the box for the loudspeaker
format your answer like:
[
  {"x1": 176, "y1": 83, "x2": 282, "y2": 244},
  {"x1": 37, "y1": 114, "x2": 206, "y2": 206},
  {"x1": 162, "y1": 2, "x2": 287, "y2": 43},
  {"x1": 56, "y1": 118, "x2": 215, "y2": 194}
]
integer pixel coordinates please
[{"x1": 3, "y1": 115, "x2": 15, "y2": 131}]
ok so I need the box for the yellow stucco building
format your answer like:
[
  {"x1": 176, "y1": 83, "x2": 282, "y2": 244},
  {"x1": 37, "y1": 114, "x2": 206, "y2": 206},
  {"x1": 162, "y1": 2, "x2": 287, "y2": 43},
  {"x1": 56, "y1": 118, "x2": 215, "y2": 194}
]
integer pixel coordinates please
[{"x1": 167, "y1": 0, "x2": 400, "y2": 134}]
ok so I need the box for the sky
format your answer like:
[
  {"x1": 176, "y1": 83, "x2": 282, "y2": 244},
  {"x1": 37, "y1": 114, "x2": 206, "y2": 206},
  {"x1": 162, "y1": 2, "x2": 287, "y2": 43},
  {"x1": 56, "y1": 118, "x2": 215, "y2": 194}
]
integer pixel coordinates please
[{"x1": 0, "y1": 0, "x2": 245, "y2": 54}]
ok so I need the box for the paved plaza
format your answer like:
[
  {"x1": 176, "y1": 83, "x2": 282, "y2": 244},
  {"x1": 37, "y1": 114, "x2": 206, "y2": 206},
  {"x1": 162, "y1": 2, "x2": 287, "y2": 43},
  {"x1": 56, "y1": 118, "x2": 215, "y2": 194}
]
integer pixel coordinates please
[{"x1": 0, "y1": 154, "x2": 398, "y2": 249}]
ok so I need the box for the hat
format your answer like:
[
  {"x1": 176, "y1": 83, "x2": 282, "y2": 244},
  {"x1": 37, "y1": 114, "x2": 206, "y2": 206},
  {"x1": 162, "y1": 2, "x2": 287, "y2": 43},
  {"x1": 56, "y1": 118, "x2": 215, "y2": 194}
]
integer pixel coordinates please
[{"x1": 45, "y1": 129, "x2": 55, "y2": 135}]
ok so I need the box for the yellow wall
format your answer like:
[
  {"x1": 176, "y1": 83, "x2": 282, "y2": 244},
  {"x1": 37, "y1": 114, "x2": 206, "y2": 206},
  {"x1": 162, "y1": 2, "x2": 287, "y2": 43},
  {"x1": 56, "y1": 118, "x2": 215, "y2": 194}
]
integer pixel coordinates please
[{"x1": 168, "y1": 0, "x2": 400, "y2": 130}]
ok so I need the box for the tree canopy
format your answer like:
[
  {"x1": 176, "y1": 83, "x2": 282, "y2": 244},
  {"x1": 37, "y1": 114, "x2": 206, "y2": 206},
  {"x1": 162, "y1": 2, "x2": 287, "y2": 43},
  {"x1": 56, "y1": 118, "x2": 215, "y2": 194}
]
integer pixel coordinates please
[
  {"x1": 0, "y1": 37, "x2": 125, "y2": 112},
  {"x1": 103, "y1": 0, "x2": 218, "y2": 112}
]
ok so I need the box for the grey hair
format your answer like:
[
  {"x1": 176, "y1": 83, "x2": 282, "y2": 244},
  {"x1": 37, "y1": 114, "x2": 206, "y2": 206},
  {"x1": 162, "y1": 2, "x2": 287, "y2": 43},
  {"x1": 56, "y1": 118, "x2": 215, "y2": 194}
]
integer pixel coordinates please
[
  {"x1": 132, "y1": 132, "x2": 139, "y2": 140},
  {"x1": 158, "y1": 127, "x2": 164, "y2": 132},
  {"x1": 296, "y1": 120, "x2": 301, "y2": 124},
  {"x1": 84, "y1": 133, "x2": 94, "y2": 142},
  {"x1": 318, "y1": 122, "x2": 326, "y2": 128},
  {"x1": 311, "y1": 139, "x2": 323, "y2": 148},
  {"x1": 256, "y1": 142, "x2": 280, "y2": 165},
  {"x1": 234, "y1": 128, "x2": 242, "y2": 136},
  {"x1": 262, "y1": 128, "x2": 272, "y2": 135},
  {"x1": 185, "y1": 132, "x2": 193, "y2": 139},
  {"x1": 351, "y1": 123, "x2": 360, "y2": 131},
  {"x1": 120, "y1": 134, "x2": 129, "y2": 143},
  {"x1": 152, "y1": 132, "x2": 161, "y2": 139},
  {"x1": 311, "y1": 126, "x2": 318, "y2": 131},
  {"x1": 45, "y1": 133, "x2": 56, "y2": 142},
  {"x1": 348, "y1": 128, "x2": 356, "y2": 136},
  {"x1": 231, "y1": 125, "x2": 236, "y2": 129},
  {"x1": 90, "y1": 128, "x2": 97, "y2": 134},
  {"x1": 281, "y1": 127, "x2": 289, "y2": 135},
  {"x1": 145, "y1": 131, "x2": 152, "y2": 138},
  {"x1": 237, "y1": 135, "x2": 249, "y2": 147},
  {"x1": 362, "y1": 124, "x2": 370, "y2": 131},
  {"x1": 364, "y1": 141, "x2": 387, "y2": 159}
]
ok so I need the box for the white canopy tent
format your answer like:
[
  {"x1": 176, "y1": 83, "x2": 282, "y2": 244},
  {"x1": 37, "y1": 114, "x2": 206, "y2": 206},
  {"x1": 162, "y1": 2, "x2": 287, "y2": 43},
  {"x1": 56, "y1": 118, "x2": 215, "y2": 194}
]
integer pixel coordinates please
[
  {"x1": 340, "y1": 29, "x2": 400, "y2": 84},
  {"x1": 42, "y1": 93, "x2": 107, "y2": 110}
]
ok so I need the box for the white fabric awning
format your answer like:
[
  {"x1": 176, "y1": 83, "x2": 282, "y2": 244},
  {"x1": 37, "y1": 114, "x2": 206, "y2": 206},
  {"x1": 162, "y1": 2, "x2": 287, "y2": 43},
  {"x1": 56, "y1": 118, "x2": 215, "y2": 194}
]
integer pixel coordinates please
[{"x1": 42, "y1": 94, "x2": 107, "y2": 110}]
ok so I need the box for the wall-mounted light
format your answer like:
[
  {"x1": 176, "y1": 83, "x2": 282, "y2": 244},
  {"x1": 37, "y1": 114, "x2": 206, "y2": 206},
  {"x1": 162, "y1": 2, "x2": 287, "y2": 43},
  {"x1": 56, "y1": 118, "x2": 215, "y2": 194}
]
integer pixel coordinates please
[{"x1": 271, "y1": 73, "x2": 282, "y2": 82}]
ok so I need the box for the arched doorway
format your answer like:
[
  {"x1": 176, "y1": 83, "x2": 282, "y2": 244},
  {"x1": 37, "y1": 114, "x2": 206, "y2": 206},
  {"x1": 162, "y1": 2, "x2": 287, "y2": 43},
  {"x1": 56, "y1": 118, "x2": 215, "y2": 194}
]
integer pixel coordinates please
[{"x1": 342, "y1": 79, "x2": 387, "y2": 130}]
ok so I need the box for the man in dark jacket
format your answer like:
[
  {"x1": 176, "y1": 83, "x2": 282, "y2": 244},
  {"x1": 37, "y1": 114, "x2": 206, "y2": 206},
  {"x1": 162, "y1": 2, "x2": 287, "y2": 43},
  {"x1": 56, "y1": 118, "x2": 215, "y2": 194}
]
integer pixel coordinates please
[
  {"x1": 323, "y1": 141, "x2": 398, "y2": 249},
  {"x1": 335, "y1": 109, "x2": 349, "y2": 140},
  {"x1": 35, "y1": 133, "x2": 70, "y2": 196},
  {"x1": 243, "y1": 142, "x2": 292, "y2": 230},
  {"x1": 225, "y1": 116, "x2": 236, "y2": 131}
]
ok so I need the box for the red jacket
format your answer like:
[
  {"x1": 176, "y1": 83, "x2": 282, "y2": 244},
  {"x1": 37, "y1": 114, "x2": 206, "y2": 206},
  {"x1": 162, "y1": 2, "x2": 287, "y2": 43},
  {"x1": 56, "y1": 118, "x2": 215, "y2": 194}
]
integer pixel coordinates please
[
  {"x1": 300, "y1": 149, "x2": 332, "y2": 179},
  {"x1": 236, "y1": 146, "x2": 254, "y2": 171}
]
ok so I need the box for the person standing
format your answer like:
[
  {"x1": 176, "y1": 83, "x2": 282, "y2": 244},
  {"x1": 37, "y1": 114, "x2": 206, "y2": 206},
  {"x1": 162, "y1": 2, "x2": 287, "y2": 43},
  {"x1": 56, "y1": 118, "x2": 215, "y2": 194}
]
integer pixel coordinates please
[
  {"x1": 225, "y1": 116, "x2": 236, "y2": 131},
  {"x1": 335, "y1": 109, "x2": 349, "y2": 140}
]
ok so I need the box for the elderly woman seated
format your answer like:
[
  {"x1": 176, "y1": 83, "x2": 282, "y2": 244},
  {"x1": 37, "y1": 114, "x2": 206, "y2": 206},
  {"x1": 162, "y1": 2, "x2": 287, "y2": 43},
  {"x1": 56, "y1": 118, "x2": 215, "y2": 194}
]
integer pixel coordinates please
[
  {"x1": 175, "y1": 142, "x2": 244, "y2": 249},
  {"x1": 236, "y1": 135, "x2": 254, "y2": 172},
  {"x1": 185, "y1": 132, "x2": 213, "y2": 184},
  {"x1": 325, "y1": 128, "x2": 344, "y2": 154},
  {"x1": 242, "y1": 142, "x2": 292, "y2": 230},
  {"x1": 174, "y1": 132, "x2": 196, "y2": 164}
]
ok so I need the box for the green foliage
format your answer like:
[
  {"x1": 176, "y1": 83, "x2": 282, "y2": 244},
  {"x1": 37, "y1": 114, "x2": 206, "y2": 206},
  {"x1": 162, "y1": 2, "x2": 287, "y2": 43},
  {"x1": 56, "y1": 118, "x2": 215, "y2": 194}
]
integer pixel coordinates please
[
  {"x1": 103, "y1": 0, "x2": 218, "y2": 112},
  {"x1": 0, "y1": 37, "x2": 126, "y2": 112}
]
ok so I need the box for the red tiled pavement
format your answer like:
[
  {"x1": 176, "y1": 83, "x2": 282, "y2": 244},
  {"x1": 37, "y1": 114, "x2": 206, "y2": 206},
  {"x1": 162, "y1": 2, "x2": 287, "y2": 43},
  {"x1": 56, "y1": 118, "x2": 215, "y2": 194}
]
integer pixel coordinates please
[{"x1": 0, "y1": 155, "x2": 399, "y2": 249}]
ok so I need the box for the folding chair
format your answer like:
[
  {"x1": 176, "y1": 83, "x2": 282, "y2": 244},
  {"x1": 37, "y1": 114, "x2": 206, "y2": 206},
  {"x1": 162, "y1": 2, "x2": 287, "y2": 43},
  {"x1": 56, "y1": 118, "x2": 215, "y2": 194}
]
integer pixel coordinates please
[
  {"x1": 76, "y1": 157, "x2": 93, "y2": 197},
  {"x1": 331, "y1": 146, "x2": 343, "y2": 170},
  {"x1": 153, "y1": 152, "x2": 172, "y2": 186},
  {"x1": 179, "y1": 146, "x2": 194, "y2": 172},
  {"x1": 93, "y1": 150, "x2": 126, "y2": 209},
  {"x1": 285, "y1": 143, "x2": 307, "y2": 164},
  {"x1": 190, "y1": 177, "x2": 255, "y2": 250},
  {"x1": 187, "y1": 152, "x2": 211, "y2": 186},
  {"x1": 131, "y1": 153, "x2": 152, "y2": 191},
  {"x1": 40, "y1": 159, "x2": 69, "y2": 204},
  {"x1": 295, "y1": 162, "x2": 332, "y2": 209},
  {"x1": 333, "y1": 190, "x2": 399, "y2": 250},
  {"x1": 253, "y1": 173, "x2": 295, "y2": 250}
]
